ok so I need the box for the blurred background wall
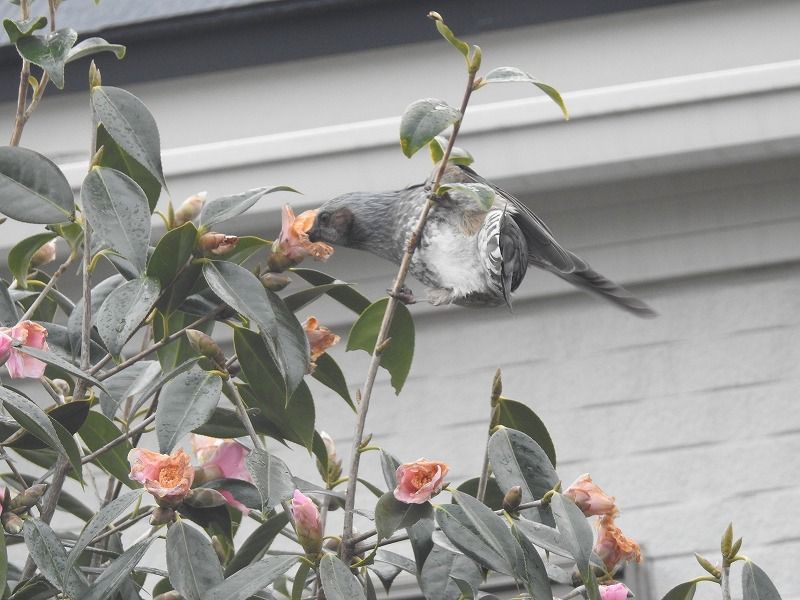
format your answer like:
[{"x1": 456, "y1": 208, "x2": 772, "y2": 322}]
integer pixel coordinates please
[{"x1": 1, "y1": 0, "x2": 799, "y2": 597}]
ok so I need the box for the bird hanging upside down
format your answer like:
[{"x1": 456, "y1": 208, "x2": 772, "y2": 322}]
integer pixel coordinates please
[{"x1": 307, "y1": 164, "x2": 656, "y2": 317}]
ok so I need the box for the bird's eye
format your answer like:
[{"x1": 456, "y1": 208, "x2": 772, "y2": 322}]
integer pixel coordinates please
[{"x1": 319, "y1": 212, "x2": 331, "y2": 226}]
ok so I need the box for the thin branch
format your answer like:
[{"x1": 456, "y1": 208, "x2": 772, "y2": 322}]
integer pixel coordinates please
[
  {"x1": 90, "y1": 507, "x2": 154, "y2": 545},
  {"x1": 341, "y1": 67, "x2": 478, "y2": 564},
  {"x1": 223, "y1": 377, "x2": 263, "y2": 450},
  {"x1": 82, "y1": 414, "x2": 155, "y2": 465},
  {"x1": 19, "y1": 254, "x2": 76, "y2": 322},
  {"x1": 8, "y1": 0, "x2": 30, "y2": 146},
  {"x1": 720, "y1": 565, "x2": 731, "y2": 600}
]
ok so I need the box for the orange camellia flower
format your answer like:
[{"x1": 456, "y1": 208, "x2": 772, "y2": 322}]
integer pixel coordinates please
[
  {"x1": 594, "y1": 514, "x2": 642, "y2": 572},
  {"x1": 268, "y1": 205, "x2": 333, "y2": 271},
  {"x1": 128, "y1": 448, "x2": 194, "y2": 506},
  {"x1": 394, "y1": 458, "x2": 449, "y2": 504},
  {"x1": 302, "y1": 316, "x2": 340, "y2": 371},
  {"x1": 563, "y1": 473, "x2": 618, "y2": 517}
]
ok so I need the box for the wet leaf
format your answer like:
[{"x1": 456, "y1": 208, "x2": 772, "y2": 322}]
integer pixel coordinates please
[
  {"x1": 0, "y1": 147, "x2": 74, "y2": 224},
  {"x1": 400, "y1": 98, "x2": 461, "y2": 158}
]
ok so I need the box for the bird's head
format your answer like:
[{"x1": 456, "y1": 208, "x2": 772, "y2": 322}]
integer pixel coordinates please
[{"x1": 307, "y1": 193, "x2": 369, "y2": 248}]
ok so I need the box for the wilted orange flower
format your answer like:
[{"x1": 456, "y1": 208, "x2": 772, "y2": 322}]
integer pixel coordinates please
[
  {"x1": 394, "y1": 459, "x2": 449, "y2": 504},
  {"x1": 594, "y1": 515, "x2": 642, "y2": 572},
  {"x1": 564, "y1": 473, "x2": 618, "y2": 517},
  {"x1": 128, "y1": 448, "x2": 194, "y2": 506},
  {"x1": 269, "y1": 205, "x2": 333, "y2": 271},
  {"x1": 302, "y1": 316, "x2": 340, "y2": 371}
]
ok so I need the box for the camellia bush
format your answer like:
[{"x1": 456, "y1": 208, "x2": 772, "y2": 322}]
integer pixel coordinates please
[{"x1": 0, "y1": 3, "x2": 786, "y2": 600}]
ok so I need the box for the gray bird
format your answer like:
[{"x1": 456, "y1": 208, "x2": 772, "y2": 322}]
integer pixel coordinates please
[{"x1": 308, "y1": 164, "x2": 655, "y2": 317}]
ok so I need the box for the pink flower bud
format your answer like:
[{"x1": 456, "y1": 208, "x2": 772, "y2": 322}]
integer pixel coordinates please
[
  {"x1": 128, "y1": 448, "x2": 194, "y2": 506},
  {"x1": 393, "y1": 459, "x2": 449, "y2": 504},
  {"x1": 594, "y1": 515, "x2": 642, "y2": 572},
  {"x1": 0, "y1": 321, "x2": 49, "y2": 379},
  {"x1": 173, "y1": 191, "x2": 206, "y2": 226},
  {"x1": 563, "y1": 474, "x2": 618, "y2": 517},
  {"x1": 291, "y1": 489, "x2": 322, "y2": 554},
  {"x1": 30, "y1": 240, "x2": 56, "y2": 267},
  {"x1": 599, "y1": 583, "x2": 631, "y2": 600}
]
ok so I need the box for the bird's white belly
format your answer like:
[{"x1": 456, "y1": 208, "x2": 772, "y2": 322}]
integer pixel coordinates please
[{"x1": 413, "y1": 225, "x2": 487, "y2": 297}]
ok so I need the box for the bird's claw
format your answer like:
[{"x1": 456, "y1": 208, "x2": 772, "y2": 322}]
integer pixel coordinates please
[{"x1": 388, "y1": 286, "x2": 416, "y2": 305}]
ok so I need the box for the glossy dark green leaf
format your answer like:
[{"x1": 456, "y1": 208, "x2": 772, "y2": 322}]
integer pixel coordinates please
[
  {"x1": 496, "y1": 398, "x2": 556, "y2": 467},
  {"x1": 23, "y1": 519, "x2": 88, "y2": 597},
  {"x1": 65, "y1": 37, "x2": 126, "y2": 63},
  {"x1": 742, "y1": 561, "x2": 782, "y2": 600},
  {"x1": 311, "y1": 352, "x2": 354, "y2": 410},
  {"x1": 419, "y1": 545, "x2": 481, "y2": 600},
  {"x1": 0, "y1": 147, "x2": 74, "y2": 224},
  {"x1": 453, "y1": 477, "x2": 504, "y2": 512},
  {"x1": 347, "y1": 297, "x2": 414, "y2": 394},
  {"x1": 199, "y1": 186, "x2": 297, "y2": 229},
  {"x1": 438, "y1": 183, "x2": 495, "y2": 211},
  {"x1": 399, "y1": 98, "x2": 461, "y2": 158},
  {"x1": 95, "y1": 275, "x2": 160, "y2": 356},
  {"x1": 245, "y1": 448, "x2": 294, "y2": 510},
  {"x1": 7, "y1": 579, "x2": 58, "y2": 600},
  {"x1": 91, "y1": 86, "x2": 166, "y2": 187},
  {"x1": 221, "y1": 235, "x2": 269, "y2": 265},
  {"x1": 156, "y1": 365, "x2": 222, "y2": 453},
  {"x1": 379, "y1": 449, "x2": 400, "y2": 490},
  {"x1": 166, "y1": 519, "x2": 224, "y2": 600},
  {"x1": 68, "y1": 273, "x2": 123, "y2": 357},
  {"x1": 234, "y1": 326, "x2": 286, "y2": 403},
  {"x1": 95, "y1": 124, "x2": 161, "y2": 212},
  {"x1": 64, "y1": 490, "x2": 144, "y2": 582},
  {"x1": 225, "y1": 511, "x2": 289, "y2": 576},
  {"x1": 511, "y1": 523, "x2": 553, "y2": 600},
  {"x1": 550, "y1": 493, "x2": 596, "y2": 595},
  {"x1": 480, "y1": 67, "x2": 569, "y2": 120},
  {"x1": 16, "y1": 28, "x2": 77, "y2": 89},
  {"x1": 83, "y1": 538, "x2": 153, "y2": 600},
  {"x1": 192, "y1": 406, "x2": 282, "y2": 440},
  {"x1": 98, "y1": 359, "x2": 160, "y2": 418},
  {"x1": 4, "y1": 400, "x2": 89, "y2": 449},
  {"x1": 201, "y1": 478, "x2": 261, "y2": 511},
  {"x1": 7, "y1": 232, "x2": 57, "y2": 289},
  {"x1": 320, "y1": 554, "x2": 366, "y2": 600},
  {"x1": 204, "y1": 261, "x2": 308, "y2": 397},
  {"x1": 660, "y1": 581, "x2": 697, "y2": 600},
  {"x1": 291, "y1": 268, "x2": 371, "y2": 313},
  {"x1": 375, "y1": 492, "x2": 432, "y2": 541},
  {"x1": 0, "y1": 387, "x2": 65, "y2": 457},
  {"x1": 0, "y1": 280, "x2": 19, "y2": 326},
  {"x1": 3, "y1": 16, "x2": 47, "y2": 44},
  {"x1": 429, "y1": 135, "x2": 474, "y2": 166},
  {"x1": 147, "y1": 222, "x2": 197, "y2": 288},
  {"x1": 152, "y1": 310, "x2": 210, "y2": 370},
  {"x1": 282, "y1": 283, "x2": 353, "y2": 313},
  {"x1": 78, "y1": 411, "x2": 139, "y2": 488},
  {"x1": 52, "y1": 418, "x2": 83, "y2": 483},
  {"x1": 207, "y1": 555, "x2": 297, "y2": 600},
  {"x1": 488, "y1": 427, "x2": 558, "y2": 505},
  {"x1": 81, "y1": 167, "x2": 151, "y2": 274}
]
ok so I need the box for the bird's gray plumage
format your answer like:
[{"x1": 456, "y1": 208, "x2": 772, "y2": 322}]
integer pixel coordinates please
[{"x1": 308, "y1": 164, "x2": 655, "y2": 316}]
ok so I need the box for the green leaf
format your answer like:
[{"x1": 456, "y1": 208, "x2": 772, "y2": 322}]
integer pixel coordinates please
[
  {"x1": 201, "y1": 479, "x2": 261, "y2": 511},
  {"x1": 311, "y1": 352, "x2": 354, "y2": 410},
  {"x1": 245, "y1": 447, "x2": 294, "y2": 510},
  {"x1": 206, "y1": 555, "x2": 297, "y2": 600},
  {"x1": 514, "y1": 516, "x2": 572, "y2": 559},
  {"x1": 95, "y1": 275, "x2": 160, "y2": 356},
  {"x1": 399, "y1": 98, "x2": 461, "y2": 158},
  {"x1": 91, "y1": 86, "x2": 166, "y2": 187},
  {"x1": 0, "y1": 147, "x2": 74, "y2": 224},
  {"x1": 429, "y1": 135, "x2": 474, "y2": 166},
  {"x1": 78, "y1": 411, "x2": 139, "y2": 488},
  {"x1": 550, "y1": 494, "x2": 595, "y2": 590},
  {"x1": 166, "y1": 519, "x2": 224, "y2": 600},
  {"x1": 438, "y1": 182, "x2": 495, "y2": 211},
  {"x1": 204, "y1": 261, "x2": 309, "y2": 397},
  {"x1": 64, "y1": 490, "x2": 144, "y2": 583},
  {"x1": 156, "y1": 365, "x2": 222, "y2": 453},
  {"x1": 0, "y1": 524, "x2": 6, "y2": 594},
  {"x1": 3, "y1": 16, "x2": 47, "y2": 44},
  {"x1": 53, "y1": 418, "x2": 83, "y2": 484},
  {"x1": 23, "y1": 518, "x2": 88, "y2": 597},
  {"x1": 16, "y1": 28, "x2": 78, "y2": 89},
  {"x1": 225, "y1": 511, "x2": 289, "y2": 576},
  {"x1": 375, "y1": 492, "x2": 432, "y2": 541},
  {"x1": 453, "y1": 477, "x2": 505, "y2": 512},
  {"x1": 488, "y1": 427, "x2": 558, "y2": 505},
  {"x1": 95, "y1": 124, "x2": 161, "y2": 212},
  {"x1": 433, "y1": 19, "x2": 469, "y2": 57},
  {"x1": 14, "y1": 344, "x2": 106, "y2": 390},
  {"x1": 81, "y1": 167, "x2": 151, "y2": 274},
  {"x1": 450, "y1": 577, "x2": 477, "y2": 599},
  {"x1": 292, "y1": 560, "x2": 312, "y2": 600},
  {"x1": 379, "y1": 449, "x2": 400, "y2": 489},
  {"x1": 200, "y1": 186, "x2": 297, "y2": 229},
  {"x1": 221, "y1": 235, "x2": 269, "y2": 265},
  {"x1": 282, "y1": 282, "x2": 354, "y2": 313},
  {"x1": 83, "y1": 538, "x2": 153, "y2": 600},
  {"x1": 419, "y1": 545, "x2": 482, "y2": 600},
  {"x1": 480, "y1": 67, "x2": 569, "y2": 120},
  {"x1": 319, "y1": 554, "x2": 366, "y2": 600},
  {"x1": 4, "y1": 399, "x2": 89, "y2": 449},
  {"x1": 742, "y1": 561, "x2": 782, "y2": 600},
  {"x1": 511, "y1": 523, "x2": 553, "y2": 600},
  {"x1": 291, "y1": 268, "x2": 371, "y2": 313},
  {"x1": 147, "y1": 222, "x2": 197, "y2": 288},
  {"x1": 0, "y1": 386, "x2": 66, "y2": 457},
  {"x1": 65, "y1": 37, "x2": 126, "y2": 63},
  {"x1": 0, "y1": 280, "x2": 19, "y2": 326},
  {"x1": 7, "y1": 232, "x2": 57, "y2": 289},
  {"x1": 347, "y1": 297, "x2": 414, "y2": 394},
  {"x1": 234, "y1": 325, "x2": 287, "y2": 404},
  {"x1": 68, "y1": 273, "x2": 123, "y2": 357},
  {"x1": 496, "y1": 399, "x2": 556, "y2": 467},
  {"x1": 152, "y1": 310, "x2": 209, "y2": 370},
  {"x1": 193, "y1": 406, "x2": 282, "y2": 440},
  {"x1": 660, "y1": 581, "x2": 697, "y2": 600},
  {"x1": 97, "y1": 359, "x2": 160, "y2": 418}
]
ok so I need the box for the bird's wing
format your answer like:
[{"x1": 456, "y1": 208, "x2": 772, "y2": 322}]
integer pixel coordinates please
[
  {"x1": 455, "y1": 165, "x2": 578, "y2": 273},
  {"x1": 479, "y1": 207, "x2": 528, "y2": 308}
]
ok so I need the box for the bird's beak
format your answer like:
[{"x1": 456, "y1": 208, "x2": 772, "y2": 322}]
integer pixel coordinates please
[{"x1": 306, "y1": 217, "x2": 321, "y2": 242}]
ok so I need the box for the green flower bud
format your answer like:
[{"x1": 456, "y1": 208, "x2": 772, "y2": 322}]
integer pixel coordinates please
[
  {"x1": 9, "y1": 483, "x2": 48, "y2": 513},
  {"x1": 185, "y1": 329, "x2": 226, "y2": 367},
  {"x1": 502, "y1": 485, "x2": 523, "y2": 514},
  {"x1": 2, "y1": 512, "x2": 24, "y2": 534}
]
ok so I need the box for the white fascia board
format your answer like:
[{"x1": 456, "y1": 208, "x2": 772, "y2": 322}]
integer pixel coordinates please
[{"x1": 58, "y1": 58, "x2": 800, "y2": 208}]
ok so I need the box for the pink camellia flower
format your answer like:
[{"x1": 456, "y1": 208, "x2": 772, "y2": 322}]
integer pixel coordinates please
[
  {"x1": 0, "y1": 321, "x2": 49, "y2": 379},
  {"x1": 394, "y1": 459, "x2": 449, "y2": 504},
  {"x1": 599, "y1": 583, "x2": 631, "y2": 600},
  {"x1": 563, "y1": 473, "x2": 618, "y2": 517},
  {"x1": 128, "y1": 448, "x2": 194, "y2": 506},
  {"x1": 594, "y1": 515, "x2": 642, "y2": 572},
  {"x1": 268, "y1": 205, "x2": 333, "y2": 271},
  {"x1": 302, "y1": 316, "x2": 340, "y2": 371},
  {"x1": 291, "y1": 489, "x2": 322, "y2": 554},
  {"x1": 191, "y1": 434, "x2": 252, "y2": 513}
]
